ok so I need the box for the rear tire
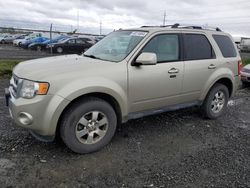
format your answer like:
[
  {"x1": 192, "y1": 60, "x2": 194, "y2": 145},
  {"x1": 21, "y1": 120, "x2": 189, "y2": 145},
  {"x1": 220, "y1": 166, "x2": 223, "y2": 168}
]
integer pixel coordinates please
[
  {"x1": 201, "y1": 83, "x2": 229, "y2": 119},
  {"x1": 60, "y1": 97, "x2": 117, "y2": 154}
]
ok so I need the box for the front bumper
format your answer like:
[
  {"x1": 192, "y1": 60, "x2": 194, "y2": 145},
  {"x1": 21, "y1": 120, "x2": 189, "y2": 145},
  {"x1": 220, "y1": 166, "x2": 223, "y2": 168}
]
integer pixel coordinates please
[{"x1": 5, "y1": 88, "x2": 70, "y2": 138}]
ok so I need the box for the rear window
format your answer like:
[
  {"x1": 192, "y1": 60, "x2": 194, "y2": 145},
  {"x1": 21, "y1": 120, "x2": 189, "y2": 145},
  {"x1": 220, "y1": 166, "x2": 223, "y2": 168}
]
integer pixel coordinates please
[
  {"x1": 183, "y1": 34, "x2": 215, "y2": 61},
  {"x1": 213, "y1": 35, "x2": 237, "y2": 58}
]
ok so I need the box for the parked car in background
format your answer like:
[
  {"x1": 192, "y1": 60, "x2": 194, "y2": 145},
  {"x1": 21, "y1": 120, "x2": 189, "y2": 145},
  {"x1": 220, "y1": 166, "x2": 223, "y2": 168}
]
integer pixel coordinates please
[
  {"x1": 81, "y1": 36, "x2": 96, "y2": 45},
  {"x1": 0, "y1": 35, "x2": 14, "y2": 44},
  {"x1": 13, "y1": 33, "x2": 42, "y2": 46},
  {"x1": 47, "y1": 37, "x2": 93, "y2": 54},
  {"x1": 241, "y1": 64, "x2": 250, "y2": 85},
  {"x1": 28, "y1": 35, "x2": 69, "y2": 51},
  {"x1": 94, "y1": 35, "x2": 105, "y2": 42},
  {"x1": 21, "y1": 37, "x2": 49, "y2": 49},
  {"x1": 13, "y1": 36, "x2": 33, "y2": 46},
  {"x1": 0, "y1": 35, "x2": 11, "y2": 43},
  {"x1": 1, "y1": 34, "x2": 28, "y2": 44}
]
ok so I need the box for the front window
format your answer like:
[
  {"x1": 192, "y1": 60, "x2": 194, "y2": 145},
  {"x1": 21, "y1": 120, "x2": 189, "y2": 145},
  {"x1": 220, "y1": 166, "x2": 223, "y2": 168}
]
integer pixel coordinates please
[
  {"x1": 84, "y1": 30, "x2": 148, "y2": 62},
  {"x1": 141, "y1": 34, "x2": 180, "y2": 62}
]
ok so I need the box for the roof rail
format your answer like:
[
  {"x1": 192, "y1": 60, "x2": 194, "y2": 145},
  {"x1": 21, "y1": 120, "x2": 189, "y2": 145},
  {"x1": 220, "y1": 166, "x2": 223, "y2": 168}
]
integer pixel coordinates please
[
  {"x1": 141, "y1": 24, "x2": 173, "y2": 28},
  {"x1": 141, "y1": 23, "x2": 222, "y2": 32},
  {"x1": 171, "y1": 23, "x2": 222, "y2": 31}
]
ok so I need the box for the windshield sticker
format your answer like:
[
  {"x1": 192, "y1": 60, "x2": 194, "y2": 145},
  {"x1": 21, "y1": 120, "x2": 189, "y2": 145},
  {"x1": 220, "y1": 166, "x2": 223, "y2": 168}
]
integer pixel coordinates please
[{"x1": 130, "y1": 32, "x2": 147, "y2": 37}]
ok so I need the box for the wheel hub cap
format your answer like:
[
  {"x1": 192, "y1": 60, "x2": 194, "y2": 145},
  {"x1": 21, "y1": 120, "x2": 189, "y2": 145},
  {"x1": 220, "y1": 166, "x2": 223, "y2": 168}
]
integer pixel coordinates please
[
  {"x1": 211, "y1": 91, "x2": 225, "y2": 113},
  {"x1": 75, "y1": 111, "x2": 109, "y2": 144}
]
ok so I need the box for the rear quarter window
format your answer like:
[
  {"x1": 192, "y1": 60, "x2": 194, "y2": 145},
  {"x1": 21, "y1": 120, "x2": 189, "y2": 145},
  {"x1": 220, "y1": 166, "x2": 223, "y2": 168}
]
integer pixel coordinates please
[{"x1": 213, "y1": 35, "x2": 237, "y2": 58}]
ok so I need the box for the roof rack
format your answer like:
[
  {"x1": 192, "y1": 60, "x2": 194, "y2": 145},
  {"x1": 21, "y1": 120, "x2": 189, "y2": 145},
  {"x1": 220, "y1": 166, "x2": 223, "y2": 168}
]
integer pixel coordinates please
[
  {"x1": 141, "y1": 24, "x2": 174, "y2": 28},
  {"x1": 141, "y1": 23, "x2": 222, "y2": 32}
]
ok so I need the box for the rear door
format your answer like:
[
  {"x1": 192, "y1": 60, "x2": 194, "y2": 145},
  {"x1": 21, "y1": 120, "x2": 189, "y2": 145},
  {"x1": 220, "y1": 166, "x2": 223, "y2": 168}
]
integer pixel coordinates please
[
  {"x1": 181, "y1": 32, "x2": 218, "y2": 101},
  {"x1": 75, "y1": 38, "x2": 86, "y2": 53},
  {"x1": 67, "y1": 39, "x2": 76, "y2": 52}
]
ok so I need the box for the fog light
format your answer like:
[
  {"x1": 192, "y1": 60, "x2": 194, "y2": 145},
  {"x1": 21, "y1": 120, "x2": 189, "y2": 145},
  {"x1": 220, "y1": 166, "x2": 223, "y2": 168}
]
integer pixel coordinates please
[{"x1": 18, "y1": 112, "x2": 33, "y2": 125}]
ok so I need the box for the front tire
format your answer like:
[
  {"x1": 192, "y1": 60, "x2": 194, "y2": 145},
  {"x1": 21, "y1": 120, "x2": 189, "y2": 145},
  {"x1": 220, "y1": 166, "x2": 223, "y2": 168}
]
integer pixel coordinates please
[
  {"x1": 60, "y1": 97, "x2": 117, "y2": 154},
  {"x1": 36, "y1": 45, "x2": 42, "y2": 51},
  {"x1": 201, "y1": 83, "x2": 229, "y2": 119},
  {"x1": 56, "y1": 47, "x2": 63, "y2": 53}
]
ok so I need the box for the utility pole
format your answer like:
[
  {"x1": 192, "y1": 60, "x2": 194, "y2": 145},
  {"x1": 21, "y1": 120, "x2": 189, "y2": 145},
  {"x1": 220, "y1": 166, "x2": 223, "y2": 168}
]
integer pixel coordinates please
[
  {"x1": 163, "y1": 10, "x2": 166, "y2": 26},
  {"x1": 50, "y1": 23, "x2": 53, "y2": 54},
  {"x1": 77, "y1": 10, "x2": 79, "y2": 31},
  {"x1": 100, "y1": 20, "x2": 102, "y2": 35}
]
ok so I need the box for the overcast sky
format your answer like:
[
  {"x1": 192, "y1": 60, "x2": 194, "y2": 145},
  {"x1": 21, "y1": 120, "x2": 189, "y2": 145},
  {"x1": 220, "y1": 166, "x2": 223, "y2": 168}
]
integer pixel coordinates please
[{"x1": 0, "y1": 0, "x2": 250, "y2": 37}]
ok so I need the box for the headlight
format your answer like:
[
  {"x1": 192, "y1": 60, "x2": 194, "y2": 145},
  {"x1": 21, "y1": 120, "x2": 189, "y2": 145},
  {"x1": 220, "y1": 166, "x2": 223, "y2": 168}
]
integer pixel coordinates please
[{"x1": 20, "y1": 80, "x2": 49, "y2": 99}]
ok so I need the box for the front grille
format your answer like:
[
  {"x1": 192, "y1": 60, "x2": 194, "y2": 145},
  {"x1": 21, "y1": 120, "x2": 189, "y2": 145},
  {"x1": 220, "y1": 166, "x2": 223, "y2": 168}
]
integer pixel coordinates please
[{"x1": 10, "y1": 75, "x2": 21, "y2": 98}]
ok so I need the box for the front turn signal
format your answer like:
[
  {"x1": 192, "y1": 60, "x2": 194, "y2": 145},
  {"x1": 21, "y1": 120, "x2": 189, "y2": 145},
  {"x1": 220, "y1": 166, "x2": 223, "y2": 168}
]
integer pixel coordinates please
[{"x1": 37, "y1": 82, "x2": 49, "y2": 95}]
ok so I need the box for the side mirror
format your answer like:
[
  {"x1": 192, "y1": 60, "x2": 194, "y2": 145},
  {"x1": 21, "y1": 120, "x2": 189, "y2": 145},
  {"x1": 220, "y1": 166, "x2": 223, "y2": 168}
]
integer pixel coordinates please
[{"x1": 135, "y1": 52, "x2": 157, "y2": 65}]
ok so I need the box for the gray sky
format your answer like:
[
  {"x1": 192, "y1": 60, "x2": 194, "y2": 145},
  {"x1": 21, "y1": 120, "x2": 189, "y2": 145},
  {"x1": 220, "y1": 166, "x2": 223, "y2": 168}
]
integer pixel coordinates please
[{"x1": 0, "y1": 0, "x2": 250, "y2": 37}]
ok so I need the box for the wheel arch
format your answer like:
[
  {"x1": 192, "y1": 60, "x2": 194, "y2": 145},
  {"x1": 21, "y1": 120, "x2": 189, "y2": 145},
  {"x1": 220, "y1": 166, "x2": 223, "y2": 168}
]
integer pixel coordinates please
[
  {"x1": 200, "y1": 76, "x2": 234, "y2": 101},
  {"x1": 55, "y1": 92, "x2": 123, "y2": 139}
]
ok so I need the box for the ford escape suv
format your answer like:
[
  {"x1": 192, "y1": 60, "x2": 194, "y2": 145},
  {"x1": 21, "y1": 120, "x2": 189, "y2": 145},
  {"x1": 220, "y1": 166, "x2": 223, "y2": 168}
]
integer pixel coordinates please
[{"x1": 5, "y1": 24, "x2": 241, "y2": 154}]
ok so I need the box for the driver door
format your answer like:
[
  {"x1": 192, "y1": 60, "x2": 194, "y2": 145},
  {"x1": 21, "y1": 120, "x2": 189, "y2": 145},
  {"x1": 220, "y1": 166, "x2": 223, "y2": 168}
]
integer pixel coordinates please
[{"x1": 128, "y1": 33, "x2": 184, "y2": 113}]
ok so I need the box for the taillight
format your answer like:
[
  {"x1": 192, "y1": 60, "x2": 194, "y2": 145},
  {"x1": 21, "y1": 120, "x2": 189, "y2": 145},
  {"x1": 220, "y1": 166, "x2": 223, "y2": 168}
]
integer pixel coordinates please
[{"x1": 238, "y1": 60, "x2": 242, "y2": 75}]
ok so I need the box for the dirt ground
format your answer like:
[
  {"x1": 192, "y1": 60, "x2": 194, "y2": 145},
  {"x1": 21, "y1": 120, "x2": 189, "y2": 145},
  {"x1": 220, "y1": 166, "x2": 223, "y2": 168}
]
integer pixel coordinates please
[{"x1": 0, "y1": 78, "x2": 250, "y2": 188}]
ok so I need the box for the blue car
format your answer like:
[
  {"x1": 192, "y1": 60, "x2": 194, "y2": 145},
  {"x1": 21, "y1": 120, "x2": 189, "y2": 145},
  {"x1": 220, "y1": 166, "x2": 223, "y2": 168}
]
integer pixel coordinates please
[
  {"x1": 21, "y1": 37, "x2": 49, "y2": 49},
  {"x1": 28, "y1": 35, "x2": 69, "y2": 51}
]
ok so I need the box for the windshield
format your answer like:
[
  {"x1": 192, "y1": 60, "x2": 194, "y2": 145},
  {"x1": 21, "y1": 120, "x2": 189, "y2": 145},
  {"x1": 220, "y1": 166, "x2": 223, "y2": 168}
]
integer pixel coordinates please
[{"x1": 84, "y1": 30, "x2": 148, "y2": 62}]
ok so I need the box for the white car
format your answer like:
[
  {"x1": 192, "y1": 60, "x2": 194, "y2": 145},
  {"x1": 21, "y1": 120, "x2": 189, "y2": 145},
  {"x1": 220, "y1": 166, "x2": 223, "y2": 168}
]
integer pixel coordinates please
[
  {"x1": 13, "y1": 37, "x2": 28, "y2": 46},
  {"x1": 0, "y1": 35, "x2": 12, "y2": 43},
  {"x1": 13, "y1": 33, "x2": 42, "y2": 46},
  {"x1": 13, "y1": 36, "x2": 35, "y2": 46},
  {"x1": 241, "y1": 64, "x2": 250, "y2": 85}
]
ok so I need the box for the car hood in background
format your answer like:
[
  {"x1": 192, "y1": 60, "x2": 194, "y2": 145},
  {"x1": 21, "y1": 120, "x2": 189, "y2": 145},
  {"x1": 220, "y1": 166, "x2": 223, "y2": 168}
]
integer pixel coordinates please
[{"x1": 243, "y1": 64, "x2": 250, "y2": 70}]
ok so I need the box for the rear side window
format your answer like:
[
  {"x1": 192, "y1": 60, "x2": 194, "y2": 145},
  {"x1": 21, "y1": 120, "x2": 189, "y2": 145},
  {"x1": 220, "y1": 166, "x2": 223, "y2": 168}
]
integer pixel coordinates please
[
  {"x1": 183, "y1": 34, "x2": 215, "y2": 61},
  {"x1": 213, "y1": 35, "x2": 237, "y2": 58},
  {"x1": 68, "y1": 39, "x2": 75, "y2": 44}
]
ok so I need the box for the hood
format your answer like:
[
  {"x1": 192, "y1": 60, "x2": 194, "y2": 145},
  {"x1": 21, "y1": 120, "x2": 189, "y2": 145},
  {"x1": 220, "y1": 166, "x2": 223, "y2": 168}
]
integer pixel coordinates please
[{"x1": 13, "y1": 54, "x2": 114, "y2": 81}]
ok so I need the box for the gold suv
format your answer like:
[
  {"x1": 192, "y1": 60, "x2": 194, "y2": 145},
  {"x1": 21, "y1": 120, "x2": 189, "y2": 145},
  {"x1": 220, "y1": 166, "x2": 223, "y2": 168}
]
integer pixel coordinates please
[{"x1": 5, "y1": 24, "x2": 241, "y2": 153}]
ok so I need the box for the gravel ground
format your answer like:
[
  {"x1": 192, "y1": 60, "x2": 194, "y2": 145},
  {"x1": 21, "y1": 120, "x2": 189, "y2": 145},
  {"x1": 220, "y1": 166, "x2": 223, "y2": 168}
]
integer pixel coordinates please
[{"x1": 0, "y1": 78, "x2": 250, "y2": 187}]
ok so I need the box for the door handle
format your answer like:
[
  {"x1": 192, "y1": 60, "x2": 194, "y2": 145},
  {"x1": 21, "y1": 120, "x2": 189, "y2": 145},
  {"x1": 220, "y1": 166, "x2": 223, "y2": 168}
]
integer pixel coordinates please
[
  {"x1": 168, "y1": 68, "x2": 179, "y2": 74},
  {"x1": 208, "y1": 64, "x2": 216, "y2": 69}
]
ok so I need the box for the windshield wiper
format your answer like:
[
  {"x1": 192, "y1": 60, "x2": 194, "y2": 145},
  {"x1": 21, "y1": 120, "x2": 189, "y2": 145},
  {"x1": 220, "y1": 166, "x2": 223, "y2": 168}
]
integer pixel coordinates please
[{"x1": 83, "y1": 54, "x2": 101, "y2": 59}]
